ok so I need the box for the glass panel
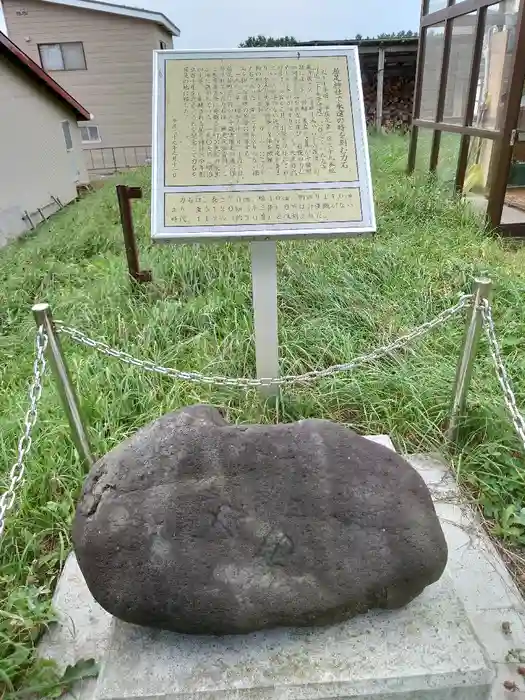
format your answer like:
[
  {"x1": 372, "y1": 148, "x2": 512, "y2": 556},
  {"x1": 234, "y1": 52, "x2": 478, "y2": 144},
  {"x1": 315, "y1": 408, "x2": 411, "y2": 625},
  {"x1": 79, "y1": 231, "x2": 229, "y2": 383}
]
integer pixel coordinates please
[
  {"x1": 80, "y1": 126, "x2": 100, "y2": 142},
  {"x1": 436, "y1": 132, "x2": 462, "y2": 186},
  {"x1": 463, "y1": 137, "x2": 491, "y2": 219},
  {"x1": 413, "y1": 127, "x2": 434, "y2": 173},
  {"x1": 62, "y1": 42, "x2": 86, "y2": 70},
  {"x1": 442, "y1": 12, "x2": 477, "y2": 125},
  {"x1": 462, "y1": 135, "x2": 500, "y2": 194},
  {"x1": 419, "y1": 23, "x2": 446, "y2": 120},
  {"x1": 426, "y1": 0, "x2": 450, "y2": 13},
  {"x1": 473, "y1": 1, "x2": 519, "y2": 130},
  {"x1": 88, "y1": 126, "x2": 100, "y2": 141},
  {"x1": 413, "y1": 130, "x2": 462, "y2": 188},
  {"x1": 61, "y1": 120, "x2": 73, "y2": 151},
  {"x1": 39, "y1": 44, "x2": 63, "y2": 71}
]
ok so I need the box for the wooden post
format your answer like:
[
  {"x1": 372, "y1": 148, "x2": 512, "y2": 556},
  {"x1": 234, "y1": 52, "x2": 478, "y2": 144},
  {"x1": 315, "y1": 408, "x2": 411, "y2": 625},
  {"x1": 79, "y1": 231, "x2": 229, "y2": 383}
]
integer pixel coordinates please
[
  {"x1": 376, "y1": 48, "x2": 385, "y2": 131},
  {"x1": 116, "y1": 185, "x2": 152, "y2": 284},
  {"x1": 487, "y1": 0, "x2": 525, "y2": 229},
  {"x1": 407, "y1": 0, "x2": 428, "y2": 173},
  {"x1": 429, "y1": 10, "x2": 454, "y2": 172},
  {"x1": 454, "y1": 7, "x2": 487, "y2": 193}
]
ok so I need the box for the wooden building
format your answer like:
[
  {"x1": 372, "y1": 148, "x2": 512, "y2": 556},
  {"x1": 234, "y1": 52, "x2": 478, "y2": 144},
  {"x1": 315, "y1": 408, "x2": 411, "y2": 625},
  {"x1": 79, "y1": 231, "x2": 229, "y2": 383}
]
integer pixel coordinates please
[
  {"x1": 408, "y1": 0, "x2": 525, "y2": 236},
  {"x1": 2, "y1": 0, "x2": 179, "y2": 174},
  {"x1": 298, "y1": 38, "x2": 419, "y2": 131}
]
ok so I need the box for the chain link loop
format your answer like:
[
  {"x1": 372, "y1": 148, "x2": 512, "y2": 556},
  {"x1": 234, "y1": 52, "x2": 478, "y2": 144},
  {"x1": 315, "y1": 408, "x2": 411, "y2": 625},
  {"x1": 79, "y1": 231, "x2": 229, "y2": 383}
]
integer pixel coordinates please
[
  {"x1": 0, "y1": 326, "x2": 48, "y2": 537},
  {"x1": 55, "y1": 294, "x2": 473, "y2": 387},
  {"x1": 480, "y1": 299, "x2": 525, "y2": 452}
]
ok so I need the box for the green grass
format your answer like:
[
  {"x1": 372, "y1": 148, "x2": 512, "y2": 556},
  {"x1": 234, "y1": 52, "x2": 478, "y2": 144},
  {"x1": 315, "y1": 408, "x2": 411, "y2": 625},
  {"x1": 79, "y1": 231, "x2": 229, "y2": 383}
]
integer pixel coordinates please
[{"x1": 2, "y1": 132, "x2": 525, "y2": 696}]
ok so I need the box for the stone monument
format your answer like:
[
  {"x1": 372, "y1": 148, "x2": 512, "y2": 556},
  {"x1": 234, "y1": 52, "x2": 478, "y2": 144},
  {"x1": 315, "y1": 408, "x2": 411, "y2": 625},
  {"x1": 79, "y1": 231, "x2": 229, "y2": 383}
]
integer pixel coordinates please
[{"x1": 73, "y1": 404, "x2": 447, "y2": 635}]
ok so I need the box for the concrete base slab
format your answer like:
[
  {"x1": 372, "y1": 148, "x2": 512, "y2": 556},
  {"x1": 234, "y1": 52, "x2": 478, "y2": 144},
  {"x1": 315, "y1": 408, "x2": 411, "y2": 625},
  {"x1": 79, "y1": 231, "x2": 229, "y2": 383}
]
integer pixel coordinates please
[
  {"x1": 96, "y1": 574, "x2": 491, "y2": 700},
  {"x1": 38, "y1": 438, "x2": 525, "y2": 700},
  {"x1": 37, "y1": 548, "x2": 113, "y2": 700},
  {"x1": 409, "y1": 454, "x2": 525, "y2": 700}
]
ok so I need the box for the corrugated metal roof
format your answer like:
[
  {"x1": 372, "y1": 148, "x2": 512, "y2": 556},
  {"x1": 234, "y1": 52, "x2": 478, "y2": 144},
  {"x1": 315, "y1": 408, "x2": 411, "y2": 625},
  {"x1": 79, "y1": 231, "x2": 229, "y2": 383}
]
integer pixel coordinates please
[{"x1": 298, "y1": 37, "x2": 419, "y2": 48}]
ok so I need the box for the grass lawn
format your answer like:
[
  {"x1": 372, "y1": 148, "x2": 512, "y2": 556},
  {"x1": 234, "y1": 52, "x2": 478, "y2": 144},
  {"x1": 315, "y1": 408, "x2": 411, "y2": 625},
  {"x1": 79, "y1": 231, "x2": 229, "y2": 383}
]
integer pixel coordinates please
[{"x1": 2, "y1": 133, "x2": 525, "y2": 696}]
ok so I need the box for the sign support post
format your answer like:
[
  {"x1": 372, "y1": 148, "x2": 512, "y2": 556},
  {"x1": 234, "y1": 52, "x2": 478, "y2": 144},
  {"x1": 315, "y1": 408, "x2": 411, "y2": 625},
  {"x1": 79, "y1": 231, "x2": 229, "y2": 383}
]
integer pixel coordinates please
[{"x1": 251, "y1": 241, "x2": 279, "y2": 395}]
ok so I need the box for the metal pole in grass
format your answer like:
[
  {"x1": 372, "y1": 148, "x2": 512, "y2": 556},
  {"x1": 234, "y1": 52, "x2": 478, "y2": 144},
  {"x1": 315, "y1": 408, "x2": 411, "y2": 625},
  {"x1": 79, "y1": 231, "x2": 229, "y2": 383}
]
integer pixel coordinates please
[
  {"x1": 32, "y1": 303, "x2": 94, "y2": 470},
  {"x1": 116, "y1": 185, "x2": 152, "y2": 284},
  {"x1": 446, "y1": 277, "x2": 492, "y2": 443}
]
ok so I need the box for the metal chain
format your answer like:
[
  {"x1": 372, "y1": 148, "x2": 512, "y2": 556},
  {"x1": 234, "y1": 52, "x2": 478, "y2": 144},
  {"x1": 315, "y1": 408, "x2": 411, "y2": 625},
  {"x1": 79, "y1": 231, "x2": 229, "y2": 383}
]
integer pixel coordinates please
[
  {"x1": 480, "y1": 299, "x2": 525, "y2": 452},
  {"x1": 2, "y1": 294, "x2": 521, "y2": 540},
  {"x1": 55, "y1": 294, "x2": 473, "y2": 387},
  {"x1": 0, "y1": 326, "x2": 48, "y2": 537}
]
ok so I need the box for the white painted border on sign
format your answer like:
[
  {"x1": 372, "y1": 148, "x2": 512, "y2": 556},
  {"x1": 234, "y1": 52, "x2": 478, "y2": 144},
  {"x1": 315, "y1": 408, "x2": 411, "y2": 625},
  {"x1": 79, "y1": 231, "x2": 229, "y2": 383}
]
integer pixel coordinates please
[{"x1": 151, "y1": 47, "x2": 376, "y2": 243}]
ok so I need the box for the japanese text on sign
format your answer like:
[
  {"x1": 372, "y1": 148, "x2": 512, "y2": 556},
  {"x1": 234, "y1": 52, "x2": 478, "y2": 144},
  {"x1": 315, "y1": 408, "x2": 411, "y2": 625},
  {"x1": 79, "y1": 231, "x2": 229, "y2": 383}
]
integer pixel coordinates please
[
  {"x1": 165, "y1": 188, "x2": 362, "y2": 227},
  {"x1": 164, "y1": 57, "x2": 358, "y2": 187},
  {"x1": 152, "y1": 48, "x2": 376, "y2": 239}
]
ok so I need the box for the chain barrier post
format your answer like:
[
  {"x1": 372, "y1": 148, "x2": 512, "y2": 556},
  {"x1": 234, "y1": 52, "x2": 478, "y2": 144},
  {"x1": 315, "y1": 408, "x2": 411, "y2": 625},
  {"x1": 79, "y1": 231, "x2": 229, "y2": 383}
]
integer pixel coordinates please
[
  {"x1": 446, "y1": 277, "x2": 492, "y2": 443},
  {"x1": 32, "y1": 303, "x2": 94, "y2": 470}
]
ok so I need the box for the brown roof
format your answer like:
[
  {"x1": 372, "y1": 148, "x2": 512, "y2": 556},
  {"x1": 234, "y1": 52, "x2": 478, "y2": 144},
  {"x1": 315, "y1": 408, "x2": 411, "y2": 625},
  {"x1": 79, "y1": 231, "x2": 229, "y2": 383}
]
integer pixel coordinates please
[{"x1": 0, "y1": 31, "x2": 91, "y2": 121}]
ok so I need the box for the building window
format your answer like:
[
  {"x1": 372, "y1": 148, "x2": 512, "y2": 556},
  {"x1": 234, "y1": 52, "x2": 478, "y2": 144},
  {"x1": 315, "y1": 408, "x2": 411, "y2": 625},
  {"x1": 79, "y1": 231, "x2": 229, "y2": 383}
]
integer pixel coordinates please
[
  {"x1": 80, "y1": 125, "x2": 101, "y2": 143},
  {"x1": 61, "y1": 120, "x2": 73, "y2": 151},
  {"x1": 159, "y1": 40, "x2": 167, "y2": 49},
  {"x1": 38, "y1": 42, "x2": 86, "y2": 71}
]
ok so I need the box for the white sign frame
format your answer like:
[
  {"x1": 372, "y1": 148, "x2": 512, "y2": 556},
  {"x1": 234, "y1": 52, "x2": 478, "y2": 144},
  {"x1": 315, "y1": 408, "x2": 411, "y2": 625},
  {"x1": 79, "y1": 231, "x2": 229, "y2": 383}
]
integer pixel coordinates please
[{"x1": 151, "y1": 47, "x2": 376, "y2": 243}]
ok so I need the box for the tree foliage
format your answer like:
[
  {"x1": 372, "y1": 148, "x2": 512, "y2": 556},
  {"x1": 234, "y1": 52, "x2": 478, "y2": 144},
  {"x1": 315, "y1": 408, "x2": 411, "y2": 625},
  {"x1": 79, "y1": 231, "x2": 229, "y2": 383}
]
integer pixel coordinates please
[
  {"x1": 356, "y1": 30, "x2": 418, "y2": 40},
  {"x1": 238, "y1": 31, "x2": 417, "y2": 48},
  {"x1": 239, "y1": 35, "x2": 298, "y2": 48}
]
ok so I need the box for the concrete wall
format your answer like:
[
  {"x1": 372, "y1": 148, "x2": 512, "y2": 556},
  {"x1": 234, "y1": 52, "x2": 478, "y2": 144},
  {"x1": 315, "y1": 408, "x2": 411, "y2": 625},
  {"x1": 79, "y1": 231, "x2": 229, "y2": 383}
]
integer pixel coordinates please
[
  {"x1": 0, "y1": 53, "x2": 87, "y2": 245},
  {"x1": 2, "y1": 0, "x2": 173, "y2": 154}
]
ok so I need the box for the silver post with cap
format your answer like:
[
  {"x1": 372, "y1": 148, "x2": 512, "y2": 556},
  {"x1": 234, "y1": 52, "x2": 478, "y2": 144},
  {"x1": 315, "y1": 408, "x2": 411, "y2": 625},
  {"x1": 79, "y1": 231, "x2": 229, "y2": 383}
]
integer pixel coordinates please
[
  {"x1": 446, "y1": 277, "x2": 492, "y2": 443},
  {"x1": 32, "y1": 302, "x2": 94, "y2": 469}
]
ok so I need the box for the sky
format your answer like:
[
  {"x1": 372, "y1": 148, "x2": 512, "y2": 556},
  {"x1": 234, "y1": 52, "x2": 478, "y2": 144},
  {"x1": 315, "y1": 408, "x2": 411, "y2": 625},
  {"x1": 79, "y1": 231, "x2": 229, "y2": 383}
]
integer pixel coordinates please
[{"x1": 0, "y1": 0, "x2": 421, "y2": 47}]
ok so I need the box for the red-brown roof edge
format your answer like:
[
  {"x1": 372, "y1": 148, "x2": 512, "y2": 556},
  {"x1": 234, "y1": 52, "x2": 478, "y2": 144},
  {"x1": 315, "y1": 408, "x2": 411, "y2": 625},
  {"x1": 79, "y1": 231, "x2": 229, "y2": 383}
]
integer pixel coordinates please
[{"x1": 0, "y1": 31, "x2": 91, "y2": 121}]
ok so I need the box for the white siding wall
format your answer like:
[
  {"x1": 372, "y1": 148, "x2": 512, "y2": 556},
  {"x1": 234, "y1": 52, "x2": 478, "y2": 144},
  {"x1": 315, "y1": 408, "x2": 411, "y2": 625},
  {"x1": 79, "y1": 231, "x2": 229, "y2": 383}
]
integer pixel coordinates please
[
  {"x1": 0, "y1": 54, "x2": 87, "y2": 244},
  {"x1": 3, "y1": 0, "x2": 174, "y2": 153}
]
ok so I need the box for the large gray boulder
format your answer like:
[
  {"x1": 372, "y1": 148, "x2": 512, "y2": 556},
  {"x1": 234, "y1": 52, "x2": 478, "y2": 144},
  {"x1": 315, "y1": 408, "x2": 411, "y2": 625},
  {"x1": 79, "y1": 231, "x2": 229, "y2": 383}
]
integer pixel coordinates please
[{"x1": 73, "y1": 405, "x2": 447, "y2": 635}]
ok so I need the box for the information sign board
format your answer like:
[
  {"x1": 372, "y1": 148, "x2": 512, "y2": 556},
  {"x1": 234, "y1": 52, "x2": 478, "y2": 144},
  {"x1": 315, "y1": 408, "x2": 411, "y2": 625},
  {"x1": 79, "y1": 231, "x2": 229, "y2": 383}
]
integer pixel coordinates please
[{"x1": 152, "y1": 48, "x2": 375, "y2": 241}]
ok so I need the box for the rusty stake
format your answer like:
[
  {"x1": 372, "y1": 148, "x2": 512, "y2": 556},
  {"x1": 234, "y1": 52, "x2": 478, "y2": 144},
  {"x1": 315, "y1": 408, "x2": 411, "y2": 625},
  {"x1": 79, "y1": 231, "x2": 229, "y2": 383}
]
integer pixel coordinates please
[{"x1": 116, "y1": 184, "x2": 152, "y2": 284}]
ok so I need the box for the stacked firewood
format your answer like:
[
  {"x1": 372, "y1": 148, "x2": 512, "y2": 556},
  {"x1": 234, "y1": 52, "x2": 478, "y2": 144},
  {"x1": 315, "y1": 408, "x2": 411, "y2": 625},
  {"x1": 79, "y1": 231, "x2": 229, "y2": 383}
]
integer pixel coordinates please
[{"x1": 361, "y1": 72, "x2": 415, "y2": 131}]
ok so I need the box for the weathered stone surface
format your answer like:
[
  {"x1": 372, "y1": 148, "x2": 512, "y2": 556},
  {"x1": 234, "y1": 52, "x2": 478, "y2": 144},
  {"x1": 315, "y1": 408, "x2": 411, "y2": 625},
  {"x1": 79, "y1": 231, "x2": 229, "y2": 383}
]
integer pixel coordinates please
[{"x1": 73, "y1": 405, "x2": 447, "y2": 635}]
